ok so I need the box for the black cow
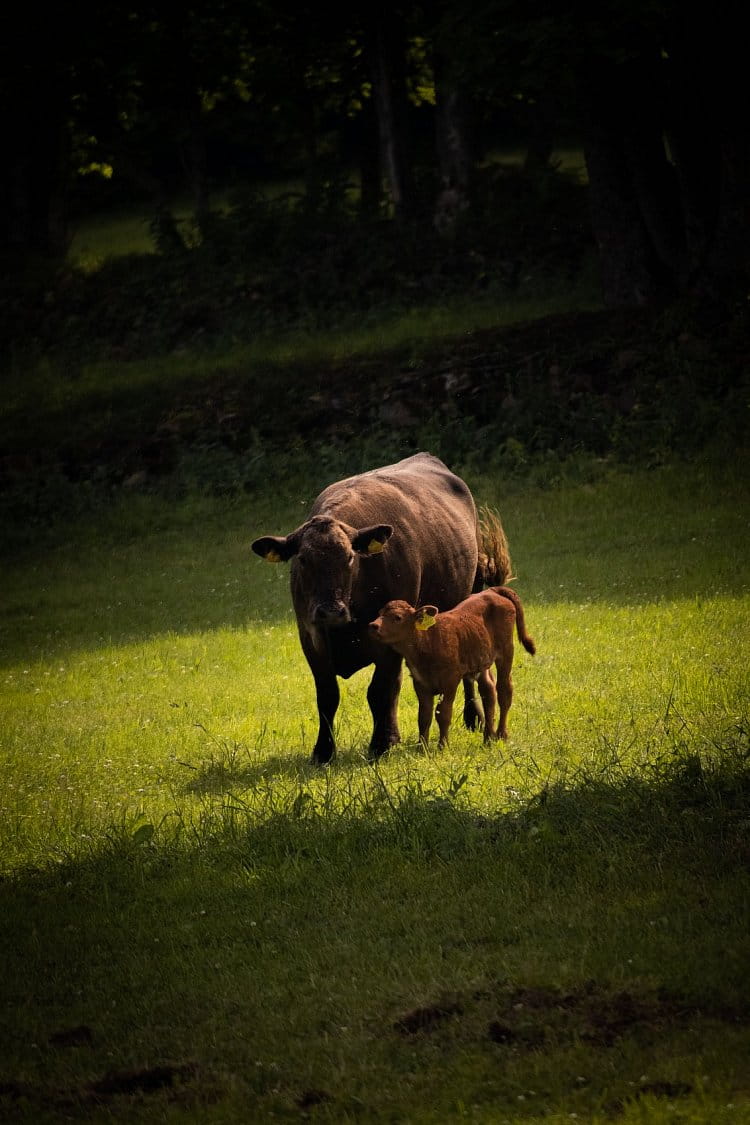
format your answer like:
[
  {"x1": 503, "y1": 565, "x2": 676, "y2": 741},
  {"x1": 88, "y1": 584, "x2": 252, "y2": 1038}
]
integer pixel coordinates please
[{"x1": 252, "y1": 453, "x2": 511, "y2": 764}]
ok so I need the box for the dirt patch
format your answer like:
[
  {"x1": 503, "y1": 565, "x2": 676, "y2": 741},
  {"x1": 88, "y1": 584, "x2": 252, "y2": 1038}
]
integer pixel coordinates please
[
  {"x1": 487, "y1": 1020, "x2": 545, "y2": 1047},
  {"x1": 48, "y1": 1024, "x2": 95, "y2": 1049},
  {"x1": 580, "y1": 987, "x2": 684, "y2": 1047},
  {"x1": 297, "y1": 1087, "x2": 333, "y2": 1109},
  {"x1": 89, "y1": 1063, "x2": 198, "y2": 1099},
  {"x1": 0, "y1": 1062, "x2": 200, "y2": 1114},
  {"x1": 394, "y1": 980, "x2": 749, "y2": 1050},
  {"x1": 394, "y1": 1002, "x2": 464, "y2": 1035},
  {"x1": 484, "y1": 982, "x2": 716, "y2": 1049},
  {"x1": 638, "y1": 1080, "x2": 694, "y2": 1098},
  {"x1": 605, "y1": 1079, "x2": 696, "y2": 1115}
]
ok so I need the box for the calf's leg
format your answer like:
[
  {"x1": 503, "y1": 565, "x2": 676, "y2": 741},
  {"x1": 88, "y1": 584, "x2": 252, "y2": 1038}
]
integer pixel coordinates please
[
  {"x1": 435, "y1": 681, "x2": 460, "y2": 747},
  {"x1": 477, "y1": 668, "x2": 498, "y2": 742},
  {"x1": 414, "y1": 681, "x2": 435, "y2": 747},
  {"x1": 495, "y1": 654, "x2": 514, "y2": 740},
  {"x1": 462, "y1": 676, "x2": 483, "y2": 730}
]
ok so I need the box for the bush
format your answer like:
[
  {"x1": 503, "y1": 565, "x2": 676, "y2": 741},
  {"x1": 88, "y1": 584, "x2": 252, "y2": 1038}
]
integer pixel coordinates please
[{"x1": 1, "y1": 166, "x2": 592, "y2": 364}]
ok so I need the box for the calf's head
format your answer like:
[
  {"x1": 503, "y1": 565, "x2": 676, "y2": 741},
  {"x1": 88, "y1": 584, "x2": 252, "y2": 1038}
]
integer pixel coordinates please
[
  {"x1": 369, "y1": 600, "x2": 439, "y2": 645},
  {"x1": 253, "y1": 516, "x2": 393, "y2": 626}
]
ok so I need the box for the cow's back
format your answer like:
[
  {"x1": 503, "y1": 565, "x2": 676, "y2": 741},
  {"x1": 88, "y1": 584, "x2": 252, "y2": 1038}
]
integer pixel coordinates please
[{"x1": 311, "y1": 453, "x2": 479, "y2": 615}]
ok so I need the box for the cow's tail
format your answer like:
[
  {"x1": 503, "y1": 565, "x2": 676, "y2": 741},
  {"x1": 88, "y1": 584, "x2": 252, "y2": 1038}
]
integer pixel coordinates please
[
  {"x1": 476, "y1": 506, "x2": 513, "y2": 589},
  {"x1": 492, "y1": 585, "x2": 536, "y2": 656}
]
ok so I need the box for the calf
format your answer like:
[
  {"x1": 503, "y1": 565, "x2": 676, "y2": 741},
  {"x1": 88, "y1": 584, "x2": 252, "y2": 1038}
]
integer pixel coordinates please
[{"x1": 368, "y1": 586, "x2": 535, "y2": 747}]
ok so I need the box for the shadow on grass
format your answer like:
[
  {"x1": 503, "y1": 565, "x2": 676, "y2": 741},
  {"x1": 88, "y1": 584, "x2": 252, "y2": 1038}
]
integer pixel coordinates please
[
  {"x1": 180, "y1": 746, "x2": 438, "y2": 795},
  {"x1": 1, "y1": 746, "x2": 749, "y2": 1118},
  {"x1": 179, "y1": 749, "x2": 336, "y2": 792},
  {"x1": 8, "y1": 740, "x2": 750, "y2": 888},
  {"x1": 179, "y1": 724, "x2": 446, "y2": 793}
]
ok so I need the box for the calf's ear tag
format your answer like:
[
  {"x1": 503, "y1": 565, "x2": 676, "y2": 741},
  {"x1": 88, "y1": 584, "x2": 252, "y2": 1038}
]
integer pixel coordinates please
[
  {"x1": 367, "y1": 538, "x2": 385, "y2": 554},
  {"x1": 265, "y1": 549, "x2": 281, "y2": 563},
  {"x1": 415, "y1": 610, "x2": 437, "y2": 631}
]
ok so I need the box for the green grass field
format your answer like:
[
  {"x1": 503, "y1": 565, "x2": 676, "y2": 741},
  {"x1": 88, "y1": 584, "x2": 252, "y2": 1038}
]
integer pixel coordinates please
[{"x1": 1, "y1": 455, "x2": 749, "y2": 1121}]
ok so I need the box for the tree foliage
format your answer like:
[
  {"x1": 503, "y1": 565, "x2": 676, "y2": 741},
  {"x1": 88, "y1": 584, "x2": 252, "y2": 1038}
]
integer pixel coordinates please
[{"x1": 1, "y1": 1, "x2": 746, "y2": 307}]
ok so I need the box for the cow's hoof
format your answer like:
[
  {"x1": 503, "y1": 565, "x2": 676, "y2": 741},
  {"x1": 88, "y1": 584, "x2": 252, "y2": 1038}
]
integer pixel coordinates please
[
  {"x1": 367, "y1": 744, "x2": 392, "y2": 761},
  {"x1": 311, "y1": 748, "x2": 334, "y2": 766}
]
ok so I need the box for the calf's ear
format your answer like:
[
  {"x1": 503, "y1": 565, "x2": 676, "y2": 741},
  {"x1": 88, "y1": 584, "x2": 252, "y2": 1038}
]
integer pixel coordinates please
[
  {"x1": 351, "y1": 524, "x2": 394, "y2": 555},
  {"x1": 415, "y1": 606, "x2": 439, "y2": 631},
  {"x1": 252, "y1": 534, "x2": 297, "y2": 563}
]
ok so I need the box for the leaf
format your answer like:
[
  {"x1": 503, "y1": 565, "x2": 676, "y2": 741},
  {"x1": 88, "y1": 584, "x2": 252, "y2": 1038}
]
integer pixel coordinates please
[
  {"x1": 448, "y1": 773, "x2": 468, "y2": 799},
  {"x1": 292, "y1": 791, "x2": 313, "y2": 818},
  {"x1": 131, "y1": 822, "x2": 155, "y2": 846}
]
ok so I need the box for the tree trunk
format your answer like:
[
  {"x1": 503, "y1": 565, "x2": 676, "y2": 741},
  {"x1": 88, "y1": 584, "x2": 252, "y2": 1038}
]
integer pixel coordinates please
[
  {"x1": 433, "y1": 54, "x2": 473, "y2": 234},
  {"x1": 365, "y1": 9, "x2": 414, "y2": 222},
  {"x1": 581, "y1": 54, "x2": 679, "y2": 306},
  {"x1": 707, "y1": 132, "x2": 750, "y2": 293},
  {"x1": 183, "y1": 100, "x2": 210, "y2": 237},
  {"x1": 2, "y1": 82, "x2": 70, "y2": 257},
  {"x1": 582, "y1": 93, "x2": 658, "y2": 303},
  {"x1": 523, "y1": 91, "x2": 556, "y2": 179},
  {"x1": 667, "y1": 11, "x2": 749, "y2": 297},
  {"x1": 357, "y1": 96, "x2": 383, "y2": 219},
  {"x1": 620, "y1": 59, "x2": 685, "y2": 283}
]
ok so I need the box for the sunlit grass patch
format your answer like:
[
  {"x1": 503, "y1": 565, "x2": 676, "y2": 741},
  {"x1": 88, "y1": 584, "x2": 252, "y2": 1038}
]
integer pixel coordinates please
[
  {"x1": 1, "y1": 462, "x2": 747, "y2": 871},
  {"x1": 67, "y1": 208, "x2": 157, "y2": 268},
  {"x1": 1, "y1": 460, "x2": 748, "y2": 1121}
]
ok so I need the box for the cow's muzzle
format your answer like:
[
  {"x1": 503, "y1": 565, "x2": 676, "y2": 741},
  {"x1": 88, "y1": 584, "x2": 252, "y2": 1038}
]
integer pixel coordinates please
[{"x1": 312, "y1": 601, "x2": 351, "y2": 626}]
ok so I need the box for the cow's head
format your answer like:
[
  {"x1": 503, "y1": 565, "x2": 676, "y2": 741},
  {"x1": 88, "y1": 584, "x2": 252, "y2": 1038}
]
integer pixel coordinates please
[
  {"x1": 252, "y1": 516, "x2": 393, "y2": 627},
  {"x1": 368, "y1": 600, "x2": 438, "y2": 644}
]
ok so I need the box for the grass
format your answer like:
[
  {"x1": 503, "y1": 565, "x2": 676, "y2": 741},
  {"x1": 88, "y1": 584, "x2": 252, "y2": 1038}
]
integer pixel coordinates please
[
  {"x1": 0, "y1": 287, "x2": 605, "y2": 510},
  {"x1": 0, "y1": 283, "x2": 598, "y2": 448},
  {"x1": 67, "y1": 207, "x2": 157, "y2": 267},
  {"x1": 1, "y1": 456, "x2": 749, "y2": 1121}
]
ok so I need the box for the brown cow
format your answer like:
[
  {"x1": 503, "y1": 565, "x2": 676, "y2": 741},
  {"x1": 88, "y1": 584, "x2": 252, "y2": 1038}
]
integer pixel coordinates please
[
  {"x1": 252, "y1": 453, "x2": 512, "y2": 764},
  {"x1": 368, "y1": 586, "x2": 535, "y2": 747}
]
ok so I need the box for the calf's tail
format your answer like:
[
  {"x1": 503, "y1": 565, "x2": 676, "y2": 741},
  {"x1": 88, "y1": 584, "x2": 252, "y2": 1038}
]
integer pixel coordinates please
[
  {"x1": 476, "y1": 507, "x2": 513, "y2": 588},
  {"x1": 493, "y1": 585, "x2": 536, "y2": 655}
]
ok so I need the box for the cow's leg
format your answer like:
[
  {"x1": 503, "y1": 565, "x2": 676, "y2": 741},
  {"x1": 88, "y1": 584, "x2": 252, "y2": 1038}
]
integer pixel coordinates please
[
  {"x1": 462, "y1": 675, "x2": 483, "y2": 730},
  {"x1": 477, "y1": 668, "x2": 498, "y2": 742},
  {"x1": 366, "y1": 649, "x2": 403, "y2": 758},
  {"x1": 414, "y1": 682, "x2": 435, "y2": 748},
  {"x1": 435, "y1": 682, "x2": 459, "y2": 747},
  {"x1": 311, "y1": 669, "x2": 340, "y2": 764},
  {"x1": 495, "y1": 654, "x2": 514, "y2": 741},
  {"x1": 300, "y1": 634, "x2": 340, "y2": 765}
]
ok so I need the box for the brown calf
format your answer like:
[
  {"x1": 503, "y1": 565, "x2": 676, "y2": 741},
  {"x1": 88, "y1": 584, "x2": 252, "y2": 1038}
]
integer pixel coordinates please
[{"x1": 368, "y1": 586, "x2": 535, "y2": 747}]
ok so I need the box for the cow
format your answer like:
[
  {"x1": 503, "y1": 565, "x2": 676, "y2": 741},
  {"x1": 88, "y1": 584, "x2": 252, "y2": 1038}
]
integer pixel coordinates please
[
  {"x1": 251, "y1": 453, "x2": 512, "y2": 764},
  {"x1": 368, "y1": 586, "x2": 535, "y2": 747}
]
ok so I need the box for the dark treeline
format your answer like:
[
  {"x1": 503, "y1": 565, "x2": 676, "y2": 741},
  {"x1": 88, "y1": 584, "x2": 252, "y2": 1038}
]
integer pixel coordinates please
[{"x1": 2, "y1": 1, "x2": 748, "y2": 308}]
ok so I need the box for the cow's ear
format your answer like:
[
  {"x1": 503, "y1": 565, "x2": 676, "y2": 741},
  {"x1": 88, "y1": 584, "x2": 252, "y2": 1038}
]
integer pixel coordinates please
[
  {"x1": 415, "y1": 606, "x2": 439, "y2": 631},
  {"x1": 352, "y1": 524, "x2": 393, "y2": 556},
  {"x1": 252, "y1": 535, "x2": 297, "y2": 563}
]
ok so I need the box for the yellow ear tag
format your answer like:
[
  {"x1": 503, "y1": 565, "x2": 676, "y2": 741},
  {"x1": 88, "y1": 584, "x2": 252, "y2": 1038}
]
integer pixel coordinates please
[
  {"x1": 265, "y1": 549, "x2": 281, "y2": 563},
  {"x1": 415, "y1": 611, "x2": 437, "y2": 631},
  {"x1": 367, "y1": 539, "x2": 384, "y2": 554}
]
